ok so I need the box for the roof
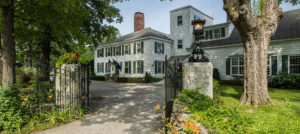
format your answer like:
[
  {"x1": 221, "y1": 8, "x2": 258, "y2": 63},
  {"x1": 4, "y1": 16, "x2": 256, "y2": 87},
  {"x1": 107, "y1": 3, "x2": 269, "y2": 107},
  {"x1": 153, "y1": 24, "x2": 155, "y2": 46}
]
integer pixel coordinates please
[
  {"x1": 170, "y1": 5, "x2": 214, "y2": 20},
  {"x1": 103, "y1": 28, "x2": 172, "y2": 45},
  {"x1": 192, "y1": 9, "x2": 300, "y2": 48}
]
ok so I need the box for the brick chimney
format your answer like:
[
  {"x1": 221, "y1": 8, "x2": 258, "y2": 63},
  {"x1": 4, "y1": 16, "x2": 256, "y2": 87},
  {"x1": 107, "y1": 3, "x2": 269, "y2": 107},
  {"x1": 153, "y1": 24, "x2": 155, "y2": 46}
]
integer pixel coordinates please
[{"x1": 134, "y1": 12, "x2": 145, "y2": 32}]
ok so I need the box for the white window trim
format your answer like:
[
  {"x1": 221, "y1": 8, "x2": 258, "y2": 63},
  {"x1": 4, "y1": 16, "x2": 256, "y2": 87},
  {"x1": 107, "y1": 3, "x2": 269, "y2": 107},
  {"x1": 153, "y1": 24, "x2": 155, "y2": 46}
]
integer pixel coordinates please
[{"x1": 288, "y1": 55, "x2": 300, "y2": 74}]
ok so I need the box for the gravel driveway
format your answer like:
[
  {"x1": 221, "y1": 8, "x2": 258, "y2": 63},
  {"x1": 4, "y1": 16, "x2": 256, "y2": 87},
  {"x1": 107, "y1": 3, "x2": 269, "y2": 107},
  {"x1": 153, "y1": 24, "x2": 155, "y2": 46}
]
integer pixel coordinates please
[{"x1": 34, "y1": 81, "x2": 165, "y2": 134}]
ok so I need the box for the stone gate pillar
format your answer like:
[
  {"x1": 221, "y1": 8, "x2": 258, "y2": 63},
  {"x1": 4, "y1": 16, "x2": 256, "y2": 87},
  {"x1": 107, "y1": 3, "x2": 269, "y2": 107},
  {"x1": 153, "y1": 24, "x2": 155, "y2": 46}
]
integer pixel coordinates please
[
  {"x1": 182, "y1": 62, "x2": 213, "y2": 98},
  {"x1": 55, "y1": 64, "x2": 88, "y2": 110}
]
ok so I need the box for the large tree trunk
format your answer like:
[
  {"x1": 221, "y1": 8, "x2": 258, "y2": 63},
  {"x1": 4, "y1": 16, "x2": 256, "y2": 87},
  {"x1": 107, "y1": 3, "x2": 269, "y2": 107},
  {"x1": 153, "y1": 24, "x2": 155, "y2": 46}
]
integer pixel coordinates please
[
  {"x1": 0, "y1": 32, "x2": 2, "y2": 75},
  {"x1": 239, "y1": 30, "x2": 272, "y2": 105},
  {"x1": 39, "y1": 39, "x2": 51, "y2": 81},
  {"x1": 223, "y1": 0, "x2": 282, "y2": 106},
  {"x1": 1, "y1": 2, "x2": 16, "y2": 88}
]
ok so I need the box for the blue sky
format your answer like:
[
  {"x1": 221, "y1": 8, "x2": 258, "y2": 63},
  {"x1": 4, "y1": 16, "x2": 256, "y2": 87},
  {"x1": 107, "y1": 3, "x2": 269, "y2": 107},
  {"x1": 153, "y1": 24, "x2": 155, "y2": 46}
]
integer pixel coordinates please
[{"x1": 111, "y1": 0, "x2": 300, "y2": 36}]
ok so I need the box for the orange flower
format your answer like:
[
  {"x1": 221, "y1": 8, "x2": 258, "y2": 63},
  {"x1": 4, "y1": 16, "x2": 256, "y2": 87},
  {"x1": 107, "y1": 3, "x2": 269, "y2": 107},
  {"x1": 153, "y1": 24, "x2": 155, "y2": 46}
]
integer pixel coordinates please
[
  {"x1": 82, "y1": 96, "x2": 86, "y2": 99},
  {"x1": 183, "y1": 121, "x2": 193, "y2": 128},
  {"x1": 49, "y1": 89, "x2": 55, "y2": 92},
  {"x1": 192, "y1": 125, "x2": 201, "y2": 133},
  {"x1": 172, "y1": 130, "x2": 179, "y2": 134},
  {"x1": 154, "y1": 104, "x2": 160, "y2": 110},
  {"x1": 23, "y1": 97, "x2": 28, "y2": 101},
  {"x1": 177, "y1": 116, "x2": 182, "y2": 120},
  {"x1": 195, "y1": 115, "x2": 201, "y2": 121},
  {"x1": 48, "y1": 95, "x2": 53, "y2": 99}
]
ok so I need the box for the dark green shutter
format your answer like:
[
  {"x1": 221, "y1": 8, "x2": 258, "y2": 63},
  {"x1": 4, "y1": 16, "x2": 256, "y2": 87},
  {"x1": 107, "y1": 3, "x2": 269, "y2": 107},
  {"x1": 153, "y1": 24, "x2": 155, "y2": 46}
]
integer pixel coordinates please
[
  {"x1": 128, "y1": 61, "x2": 131, "y2": 74},
  {"x1": 129, "y1": 44, "x2": 131, "y2": 55},
  {"x1": 226, "y1": 58, "x2": 231, "y2": 75},
  {"x1": 105, "y1": 63, "x2": 107, "y2": 73},
  {"x1": 162, "y1": 61, "x2": 165, "y2": 74},
  {"x1": 141, "y1": 61, "x2": 144, "y2": 73},
  {"x1": 155, "y1": 42, "x2": 157, "y2": 53},
  {"x1": 272, "y1": 56, "x2": 277, "y2": 75},
  {"x1": 102, "y1": 48, "x2": 104, "y2": 57},
  {"x1": 105, "y1": 48, "x2": 107, "y2": 57},
  {"x1": 155, "y1": 60, "x2": 158, "y2": 74},
  {"x1": 282, "y1": 55, "x2": 289, "y2": 73},
  {"x1": 134, "y1": 43, "x2": 136, "y2": 54},
  {"x1": 141, "y1": 42, "x2": 144, "y2": 54},
  {"x1": 122, "y1": 45, "x2": 124, "y2": 55},
  {"x1": 133, "y1": 61, "x2": 136, "y2": 73},
  {"x1": 162, "y1": 43, "x2": 164, "y2": 54}
]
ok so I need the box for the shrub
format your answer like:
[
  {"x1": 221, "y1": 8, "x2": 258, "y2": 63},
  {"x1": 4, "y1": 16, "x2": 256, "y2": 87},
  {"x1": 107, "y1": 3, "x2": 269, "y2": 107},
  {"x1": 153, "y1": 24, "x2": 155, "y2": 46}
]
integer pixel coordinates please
[
  {"x1": 213, "y1": 80, "x2": 223, "y2": 104},
  {"x1": 104, "y1": 74, "x2": 111, "y2": 81},
  {"x1": 90, "y1": 75, "x2": 105, "y2": 81},
  {"x1": 144, "y1": 72, "x2": 163, "y2": 83},
  {"x1": 0, "y1": 86, "x2": 29, "y2": 131},
  {"x1": 177, "y1": 88, "x2": 216, "y2": 112},
  {"x1": 116, "y1": 77, "x2": 144, "y2": 83},
  {"x1": 213, "y1": 68, "x2": 221, "y2": 81},
  {"x1": 270, "y1": 72, "x2": 300, "y2": 89},
  {"x1": 56, "y1": 53, "x2": 88, "y2": 68}
]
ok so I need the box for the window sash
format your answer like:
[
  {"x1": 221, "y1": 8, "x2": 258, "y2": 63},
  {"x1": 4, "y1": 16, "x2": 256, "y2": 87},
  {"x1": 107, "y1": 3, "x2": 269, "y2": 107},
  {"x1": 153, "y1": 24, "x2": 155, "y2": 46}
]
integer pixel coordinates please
[
  {"x1": 125, "y1": 62, "x2": 129, "y2": 73},
  {"x1": 137, "y1": 43, "x2": 141, "y2": 53},
  {"x1": 177, "y1": 16, "x2": 183, "y2": 26},
  {"x1": 178, "y1": 40, "x2": 183, "y2": 49},
  {"x1": 137, "y1": 61, "x2": 143, "y2": 73},
  {"x1": 125, "y1": 45, "x2": 129, "y2": 54},
  {"x1": 231, "y1": 57, "x2": 244, "y2": 75},
  {"x1": 290, "y1": 56, "x2": 300, "y2": 74}
]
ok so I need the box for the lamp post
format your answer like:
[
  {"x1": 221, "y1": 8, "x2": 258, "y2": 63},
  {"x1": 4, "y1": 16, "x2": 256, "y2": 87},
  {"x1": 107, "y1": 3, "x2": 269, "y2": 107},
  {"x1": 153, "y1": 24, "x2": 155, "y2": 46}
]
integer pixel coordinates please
[{"x1": 189, "y1": 19, "x2": 209, "y2": 62}]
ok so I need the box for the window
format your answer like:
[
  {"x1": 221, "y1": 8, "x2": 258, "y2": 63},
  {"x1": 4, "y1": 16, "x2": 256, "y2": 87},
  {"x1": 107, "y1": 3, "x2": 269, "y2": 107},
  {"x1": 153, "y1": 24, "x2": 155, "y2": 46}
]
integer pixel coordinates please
[
  {"x1": 178, "y1": 40, "x2": 183, "y2": 49},
  {"x1": 97, "y1": 63, "x2": 104, "y2": 73},
  {"x1": 209, "y1": 30, "x2": 213, "y2": 39},
  {"x1": 177, "y1": 16, "x2": 183, "y2": 26},
  {"x1": 125, "y1": 45, "x2": 129, "y2": 54},
  {"x1": 137, "y1": 60, "x2": 144, "y2": 74},
  {"x1": 194, "y1": 15, "x2": 200, "y2": 20},
  {"x1": 116, "y1": 46, "x2": 121, "y2": 56},
  {"x1": 155, "y1": 60, "x2": 165, "y2": 74},
  {"x1": 97, "y1": 63, "x2": 100, "y2": 73},
  {"x1": 97, "y1": 49, "x2": 103, "y2": 58},
  {"x1": 214, "y1": 29, "x2": 221, "y2": 39},
  {"x1": 290, "y1": 56, "x2": 300, "y2": 74},
  {"x1": 221, "y1": 27, "x2": 226, "y2": 37},
  {"x1": 137, "y1": 43, "x2": 141, "y2": 53},
  {"x1": 125, "y1": 61, "x2": 131, "y2": 73},
  {"x1": 155, "y1": 42, "x2": 164, "y2": 54},
  {"x1": 231, "y1": 57, "x2": 244, "y2": 75},
  {"x1": 107, "y1": 48, "x2": 111, "y2": 56}
]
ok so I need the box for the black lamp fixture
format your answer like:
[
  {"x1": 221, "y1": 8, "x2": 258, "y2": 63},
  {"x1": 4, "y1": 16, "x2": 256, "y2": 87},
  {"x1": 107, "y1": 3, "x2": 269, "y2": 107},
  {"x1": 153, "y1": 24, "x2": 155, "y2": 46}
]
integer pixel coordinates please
[{"x1": 189, "y1": 19, "x2": 209, "y2": 62}]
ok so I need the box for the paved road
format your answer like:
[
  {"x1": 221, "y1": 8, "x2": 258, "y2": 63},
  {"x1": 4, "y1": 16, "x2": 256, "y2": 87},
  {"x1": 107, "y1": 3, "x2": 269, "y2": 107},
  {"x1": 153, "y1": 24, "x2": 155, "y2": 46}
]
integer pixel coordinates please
[{"x1": 34, "y1": 81, "x2": 165, "y2": 134}]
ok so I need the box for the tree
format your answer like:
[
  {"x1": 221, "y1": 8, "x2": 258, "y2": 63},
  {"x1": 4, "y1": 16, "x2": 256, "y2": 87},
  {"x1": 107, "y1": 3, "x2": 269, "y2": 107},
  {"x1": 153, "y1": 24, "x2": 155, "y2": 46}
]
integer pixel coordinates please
[
  {"x1": 14, "y1": 0, "x2": 122, "y2": 80},
  {"x1": 1, "y1": 0, "x2": 16, "y2": 88},
  {"x1": 223, "y1": 0, "x2": 299, "y2": 106}
]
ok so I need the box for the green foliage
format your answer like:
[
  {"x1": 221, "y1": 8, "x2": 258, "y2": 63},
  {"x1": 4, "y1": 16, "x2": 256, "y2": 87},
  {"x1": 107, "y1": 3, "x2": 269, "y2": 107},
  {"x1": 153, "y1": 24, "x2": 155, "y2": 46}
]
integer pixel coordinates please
[
  {"x1": 104, "y1": 74, "x2": 111, "y2": 81},
  {"x1": 213, "y1": 80, "x2": 223, "y2": 104},
  {"x1": 177, "y1": 88, "x2": 216, "y2": 112},
  {"x1": 56, "y1": 53, "x2": 88, "y2": 68},
  {"x1": 144, "y1": 72, "x2": 163, "y2": 83},
  {"x1": 116, "y1": 77, "x2": 144, "y2": 83},
  {"x1": 194, "y1": 105, "x2": 252, "y2": 134},
  {"x1": 0, "y1": 86, "x2": 29, "y2": 131},
  {"x1": 90, "y1": 75, "x2": 105, "y2": 81},
  {"x1": 16, "y1": 67, "x2": 36, "y2": 88},
  {"x1": 270, "y1": 72, "x2": 300, "y2": 89},
  {"x1": 213, "y1": 68, "x2": 220, "y2": 81}
]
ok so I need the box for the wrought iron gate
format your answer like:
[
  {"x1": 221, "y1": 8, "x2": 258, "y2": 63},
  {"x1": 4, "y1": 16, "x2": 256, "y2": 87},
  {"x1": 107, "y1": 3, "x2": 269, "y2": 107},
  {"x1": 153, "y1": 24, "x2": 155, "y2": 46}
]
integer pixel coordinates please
[{"x1": 164, "y1": 56, "x2": 183, "y2": 118}]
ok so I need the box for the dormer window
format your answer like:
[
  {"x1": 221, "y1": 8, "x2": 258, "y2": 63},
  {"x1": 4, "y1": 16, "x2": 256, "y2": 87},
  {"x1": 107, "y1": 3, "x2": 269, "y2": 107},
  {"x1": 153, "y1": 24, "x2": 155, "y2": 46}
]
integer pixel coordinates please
[{"x1": 204, "y1": 26, "x2": 227, "y2": 40}]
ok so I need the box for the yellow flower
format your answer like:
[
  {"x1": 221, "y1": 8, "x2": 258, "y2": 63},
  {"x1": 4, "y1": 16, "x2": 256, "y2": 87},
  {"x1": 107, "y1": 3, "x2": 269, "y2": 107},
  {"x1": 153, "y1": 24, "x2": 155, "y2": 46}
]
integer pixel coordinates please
[
  {"x1": 177, "y1": 116, "x2": 182, "y2": 120},
  {"x1": 82, "y1": 96, "x2": 86, "y2": 99},
  {"x1": 49, "y1": 89, "x2": 55, "y2": 92},
  {"x1": 195, "y1": 115, "x2": 201, "y2": 121},
  {"x1": 154, "y1": 104, "x2": 160, "y2": 110},
  {"x1": 23, "y1": 97, "x2": 28, "y2": 101},
  {"x1": 48, "y1": 95, "x2": 53, "y2": 99}
]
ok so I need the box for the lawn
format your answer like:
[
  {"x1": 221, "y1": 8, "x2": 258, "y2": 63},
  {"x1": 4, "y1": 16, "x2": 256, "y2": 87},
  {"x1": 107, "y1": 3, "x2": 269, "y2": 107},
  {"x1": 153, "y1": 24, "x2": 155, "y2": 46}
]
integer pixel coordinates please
[
  {"x1": 219, "y1": 85, "x2": 300, "y2": 117},
  {"x1": 219, "y1": 85, "x2": 300, "y2": 133}
]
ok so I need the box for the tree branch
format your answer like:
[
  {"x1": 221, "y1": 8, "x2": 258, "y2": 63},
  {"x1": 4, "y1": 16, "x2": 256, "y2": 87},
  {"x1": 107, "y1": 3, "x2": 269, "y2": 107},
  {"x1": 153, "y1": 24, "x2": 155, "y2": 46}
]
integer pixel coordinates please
[{"x1": 263, "y1": 0, "x2": 283, "y2": 36}]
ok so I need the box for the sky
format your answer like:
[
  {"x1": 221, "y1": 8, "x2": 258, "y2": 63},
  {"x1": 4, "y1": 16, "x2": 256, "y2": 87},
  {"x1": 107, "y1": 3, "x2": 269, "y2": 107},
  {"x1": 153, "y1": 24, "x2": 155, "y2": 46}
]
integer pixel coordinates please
[{"x1": 111, "y1": 0, "x2": 300, "y2": 36}]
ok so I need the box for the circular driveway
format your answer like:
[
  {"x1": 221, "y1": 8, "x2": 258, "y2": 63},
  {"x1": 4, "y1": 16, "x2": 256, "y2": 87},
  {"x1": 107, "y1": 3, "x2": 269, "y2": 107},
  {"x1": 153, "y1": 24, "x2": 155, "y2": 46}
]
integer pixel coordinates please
[{"x1": 34, "y1": 81, "x2": 165, "y2": 134}]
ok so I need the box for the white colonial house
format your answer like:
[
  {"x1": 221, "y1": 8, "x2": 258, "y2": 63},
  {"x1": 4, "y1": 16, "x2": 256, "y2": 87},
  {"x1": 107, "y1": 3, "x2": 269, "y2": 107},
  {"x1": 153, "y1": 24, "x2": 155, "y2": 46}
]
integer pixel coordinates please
[{"x1": 94, "y1": 6, "x2": 300, "y2": 79}]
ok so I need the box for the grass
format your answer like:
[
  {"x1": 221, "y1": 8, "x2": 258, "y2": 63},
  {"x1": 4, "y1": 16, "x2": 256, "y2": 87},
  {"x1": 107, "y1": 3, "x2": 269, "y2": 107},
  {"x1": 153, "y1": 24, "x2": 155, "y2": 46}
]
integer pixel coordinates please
[{"x1": 219, "y1": 85, "x2": 300, "y2": 117}]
